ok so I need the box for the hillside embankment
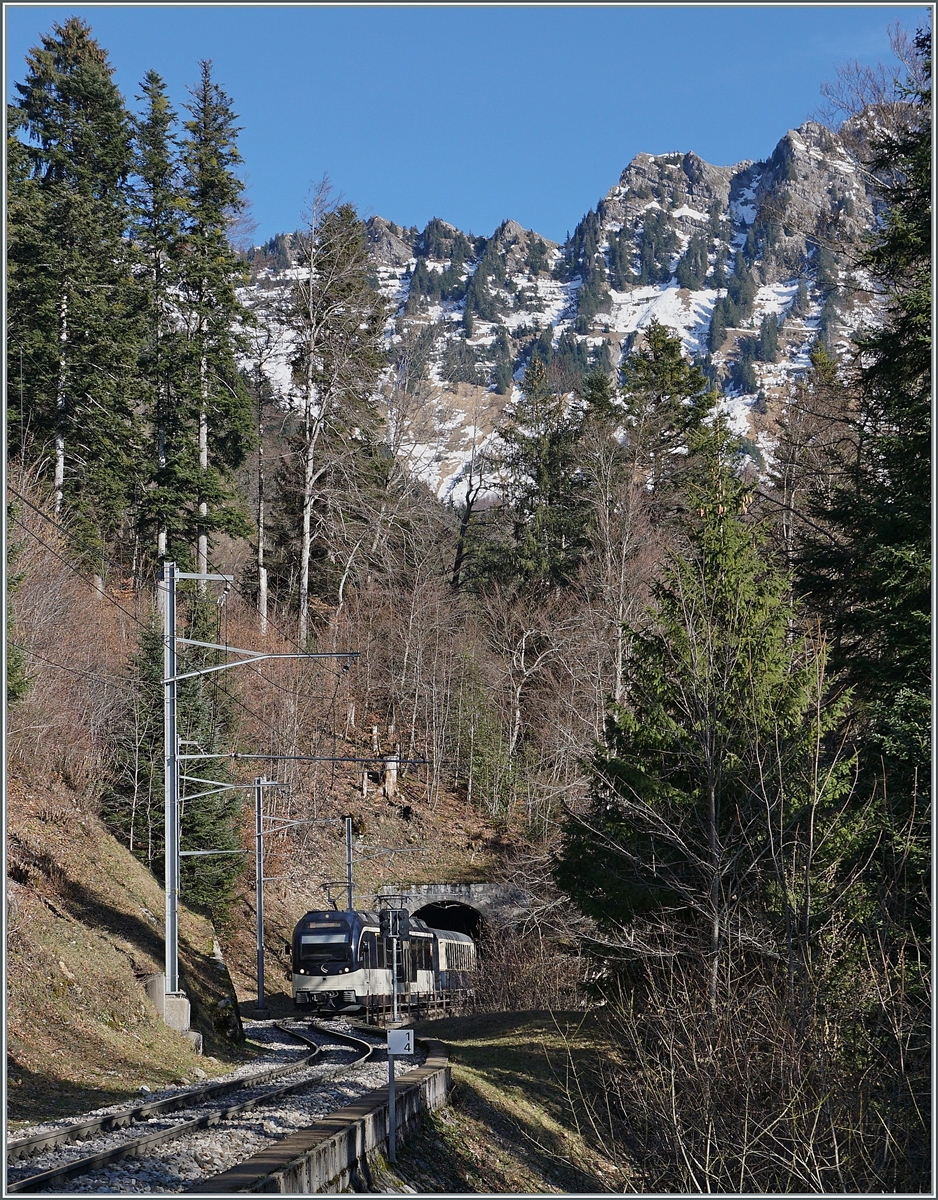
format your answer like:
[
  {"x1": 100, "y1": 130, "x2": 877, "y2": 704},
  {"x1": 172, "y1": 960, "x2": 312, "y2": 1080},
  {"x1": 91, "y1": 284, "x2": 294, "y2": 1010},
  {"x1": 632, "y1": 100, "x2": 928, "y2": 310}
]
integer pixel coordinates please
[
  {"x1": 372, "y1": 1012, "x2": 627, "y2": 1194},
  {"x1": 6, "y1": 775, "x2": 247, "y2": 1126}
]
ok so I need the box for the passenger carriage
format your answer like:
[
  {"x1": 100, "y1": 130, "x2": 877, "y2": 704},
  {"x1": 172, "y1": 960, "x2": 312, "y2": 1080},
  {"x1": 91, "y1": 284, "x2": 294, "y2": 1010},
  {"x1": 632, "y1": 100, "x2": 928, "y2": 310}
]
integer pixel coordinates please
[{"x1": 290, "y1": 909, "x2": 475, "y2": 1019}]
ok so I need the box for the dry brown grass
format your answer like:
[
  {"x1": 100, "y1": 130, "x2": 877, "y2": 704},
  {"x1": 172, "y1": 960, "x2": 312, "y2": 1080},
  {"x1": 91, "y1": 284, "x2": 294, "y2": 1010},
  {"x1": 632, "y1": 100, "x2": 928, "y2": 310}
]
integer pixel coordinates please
[
  {"x1": 6, "y1": 777, "x2": 253, "y2": 1127},
  {"x1": 389, "y1": 1010, "x2": 628, "y2": 1194}
]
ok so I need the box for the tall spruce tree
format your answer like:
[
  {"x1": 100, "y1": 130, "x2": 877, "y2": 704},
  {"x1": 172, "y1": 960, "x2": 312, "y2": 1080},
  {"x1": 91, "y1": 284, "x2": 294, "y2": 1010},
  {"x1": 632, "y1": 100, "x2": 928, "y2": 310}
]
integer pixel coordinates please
[
  {"x1": 173, "y1": 60, "x2": 254, "y2": 573},
  {"x1": 7, "y1": 17, "x2": 142, "y2": 567},
  {"x1": 479, "y1": 356, "x2": 592, "y2": 590},
  {"x1": 619, "y1": 318, "x2": 713, "y2": 495},
  {"x1": 795, "y1": 31, "x2": 931, "y2": 806},
  {"x1": 128, "y1": 69, "x2": 184, "y2": 571},
  {"x1": 554, "y1": 423, "x2": 855, "y2": 1012}
]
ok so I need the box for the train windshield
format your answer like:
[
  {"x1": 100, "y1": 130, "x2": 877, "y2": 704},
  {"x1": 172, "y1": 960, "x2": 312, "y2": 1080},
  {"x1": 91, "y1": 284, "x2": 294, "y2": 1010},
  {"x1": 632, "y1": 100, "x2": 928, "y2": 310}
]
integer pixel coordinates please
[{"x1": 298, "y1": 921, "x2": 351, "y2": 963}]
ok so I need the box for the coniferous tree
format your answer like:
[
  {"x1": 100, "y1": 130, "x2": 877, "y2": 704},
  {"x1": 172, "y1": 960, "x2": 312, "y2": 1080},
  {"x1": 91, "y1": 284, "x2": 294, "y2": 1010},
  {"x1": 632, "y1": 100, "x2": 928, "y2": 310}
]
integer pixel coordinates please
[
  {"x1": 574, "y1": 265, "x2": 611, "y2": 333},
  {"x1": 554, "y1": 422, "x2": 855, "y2": 1012},
  {"x1": 675, "y1": 233, "x2": 709, "y2": 289},
  {"x1": 709, "y1": 251, "x2": 727, "y2": 290},
  {"x1": 173, "y1": 60, "x2": 255, "y2": 574},
  {"x1": 708, "y1": 301, "x2": 728, "y2": 351},
  {"x1": 726, "y1": 252, "x2": 756, "y2": 317},
  {"x1": 553, "y1": 329, "x2": 592, "y2": 388},
  {"x1": 493, "y1": 361, "x2": 514, "y2": 395},
  {"x1": 796, "y1": 31, "x2": 931, "y2": 805},
  {"x1": 619, "y1": 318, "x2": 712, "y2": 493},
  {"x1": 463, "y1": 259, "x2": 498, "y2": 322},
  {"x1": 530, "y1": 326, "x2": 554, "y2": 370},
  {"x1": 7, "y1": 17, "x2": 142, "y2": 565},
  {"x1": 790, "y1": 277, "x2": 810, "y2": 316},
  {"x1": 756, "y1": 312, "x2": 779, "y2": 362},
  {"x1": 128, "y1": 69, "x2": 184, "y2": 570},
  {"x1": 636, "y1": 209, "x2": 679, "y2": 284},
  {"x1": 814, "y1": 243, "x2": 839, "y2": 292},
  {"x1": 478, "y1": 357, "x2": 591, "y2": 590},
  {"x1": 608, "y1": 226, "x2": 636, "y2": 289},
  {"x1": 729, "y1": 337, "x2": 759, "y2": 393}
]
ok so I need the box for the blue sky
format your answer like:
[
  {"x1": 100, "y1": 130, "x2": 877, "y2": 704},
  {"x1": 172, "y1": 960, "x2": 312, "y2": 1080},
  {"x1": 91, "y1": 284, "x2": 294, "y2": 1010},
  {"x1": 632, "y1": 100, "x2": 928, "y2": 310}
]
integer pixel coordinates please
[{"x1": 4, "y1": 4, "x2": 928, "y2": 247}]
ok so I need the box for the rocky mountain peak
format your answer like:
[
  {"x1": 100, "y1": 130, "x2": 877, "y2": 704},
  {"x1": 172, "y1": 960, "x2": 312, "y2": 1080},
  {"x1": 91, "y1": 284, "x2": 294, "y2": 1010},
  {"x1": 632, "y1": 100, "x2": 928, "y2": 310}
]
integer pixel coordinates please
[{"x1": 367, "y1": 216, "x2": 414, "y2": 268}]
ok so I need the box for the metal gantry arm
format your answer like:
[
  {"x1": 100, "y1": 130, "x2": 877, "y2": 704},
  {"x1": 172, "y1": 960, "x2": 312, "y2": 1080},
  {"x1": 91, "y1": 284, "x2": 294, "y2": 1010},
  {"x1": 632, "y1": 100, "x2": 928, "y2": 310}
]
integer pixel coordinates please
[{"x1": 168, "y1": 640, "x2": 356, "y2": 684}]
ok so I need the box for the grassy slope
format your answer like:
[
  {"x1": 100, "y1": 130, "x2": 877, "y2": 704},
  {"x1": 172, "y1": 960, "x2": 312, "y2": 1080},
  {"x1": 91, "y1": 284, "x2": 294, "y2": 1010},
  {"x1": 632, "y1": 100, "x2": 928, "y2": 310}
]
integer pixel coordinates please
[
  {"x1": 378, "y1": 1012, "x2": 630, "y2": 1194},
  {"x1": 6, "y1": 776, "x2": 257, "y2": 1127}
]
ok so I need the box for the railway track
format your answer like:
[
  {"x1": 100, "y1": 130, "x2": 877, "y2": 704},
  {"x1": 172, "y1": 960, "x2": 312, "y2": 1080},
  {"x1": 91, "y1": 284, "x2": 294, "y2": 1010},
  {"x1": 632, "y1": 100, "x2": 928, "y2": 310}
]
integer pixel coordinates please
[{"x1": 6, "y1": 1020, "x2": 382, "y2": 1194}]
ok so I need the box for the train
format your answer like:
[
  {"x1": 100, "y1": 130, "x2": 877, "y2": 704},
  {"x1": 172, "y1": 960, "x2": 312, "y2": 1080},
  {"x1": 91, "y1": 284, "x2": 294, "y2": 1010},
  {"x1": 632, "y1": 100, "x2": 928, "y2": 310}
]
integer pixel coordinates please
[{"x1": 290, "y1": 909, "x2": 476, "y2": 1019}]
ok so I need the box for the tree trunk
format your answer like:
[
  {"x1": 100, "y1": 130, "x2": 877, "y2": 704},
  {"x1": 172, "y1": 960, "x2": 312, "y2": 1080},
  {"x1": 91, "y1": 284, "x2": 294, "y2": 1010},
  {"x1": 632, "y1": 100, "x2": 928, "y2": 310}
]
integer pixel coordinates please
[
  {"x1": 198, "y1": 345, "x2": 209, "y2": 584},
  {"x1": 451, "y1": 478, "x2": 481, "y2": 589},
  {"x1": 257, "y1": 377, "x2": 267, "y2": 635},
  {"x1": 298, "y1": 413, "x2": 314, "y2": 647},
  {"x1": 54, "y1": 291, "x2": 67, "y2": 513},
  {"x1": 708, "y1": 778, "x2": 721, "y2": 1014}
]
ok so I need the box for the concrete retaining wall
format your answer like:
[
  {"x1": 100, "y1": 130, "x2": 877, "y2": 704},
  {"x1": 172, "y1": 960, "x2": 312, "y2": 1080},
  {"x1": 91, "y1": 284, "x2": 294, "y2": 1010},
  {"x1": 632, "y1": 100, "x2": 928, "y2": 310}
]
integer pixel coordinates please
[{"x1": 184, "y1": 1038, "x2": 450, "y2": 1194}]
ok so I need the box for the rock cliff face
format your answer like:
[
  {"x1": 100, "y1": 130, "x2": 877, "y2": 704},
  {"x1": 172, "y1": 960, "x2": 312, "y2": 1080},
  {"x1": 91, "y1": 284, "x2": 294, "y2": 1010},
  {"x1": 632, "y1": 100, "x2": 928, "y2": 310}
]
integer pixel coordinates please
[
  {"x1": 366, "y1": 216, "x2": 414, "y2": 269},
  {"x1": 245, "y1": 121, "x2": 882, "y2": 498},
  {"x1": 593, "y1": 123, "x2": 874, "y2": 289}
]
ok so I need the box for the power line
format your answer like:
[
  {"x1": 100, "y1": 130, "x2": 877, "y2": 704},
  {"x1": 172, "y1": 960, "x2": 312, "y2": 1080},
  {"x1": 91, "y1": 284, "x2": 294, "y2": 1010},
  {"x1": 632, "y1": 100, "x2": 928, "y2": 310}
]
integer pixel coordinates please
[
  {"x1": 7, "y1": 503, "x2": 148, "y2": 633},
  {"x1": 23, "y1": 650, "x2": 135, "y2": 686}
]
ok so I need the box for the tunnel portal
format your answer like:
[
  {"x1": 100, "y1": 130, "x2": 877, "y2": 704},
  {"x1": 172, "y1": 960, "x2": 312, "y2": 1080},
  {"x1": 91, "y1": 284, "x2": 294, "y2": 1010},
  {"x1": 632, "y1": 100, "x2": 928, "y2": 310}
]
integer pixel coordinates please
[
  {"x1": 375, "y1": 882, "x2": 528, "y2": 944},
  {"x1": 412, "y1": 901, "x2": 485, "y2": 941}
]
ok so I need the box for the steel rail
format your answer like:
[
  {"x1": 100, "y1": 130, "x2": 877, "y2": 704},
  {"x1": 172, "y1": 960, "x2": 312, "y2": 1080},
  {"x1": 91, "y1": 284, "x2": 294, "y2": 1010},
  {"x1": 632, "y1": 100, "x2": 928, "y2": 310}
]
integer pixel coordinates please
[{"x1": 6, "y1": 1023, "x2": 374, "y2": 1194}]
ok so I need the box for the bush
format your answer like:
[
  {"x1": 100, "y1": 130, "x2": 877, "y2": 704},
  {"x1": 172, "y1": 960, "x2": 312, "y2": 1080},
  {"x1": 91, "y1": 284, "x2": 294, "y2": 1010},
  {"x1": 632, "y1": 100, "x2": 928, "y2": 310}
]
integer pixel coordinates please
[{"x1": 600, "y1": 953, "x2": 929, "y2": 1192}]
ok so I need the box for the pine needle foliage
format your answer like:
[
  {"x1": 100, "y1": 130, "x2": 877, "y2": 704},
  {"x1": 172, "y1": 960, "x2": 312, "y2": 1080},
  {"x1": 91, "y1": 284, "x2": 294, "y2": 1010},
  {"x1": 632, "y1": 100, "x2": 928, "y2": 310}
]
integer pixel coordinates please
[{"x1": 7, "y1": 17, "x2": 143, "y2": 567}]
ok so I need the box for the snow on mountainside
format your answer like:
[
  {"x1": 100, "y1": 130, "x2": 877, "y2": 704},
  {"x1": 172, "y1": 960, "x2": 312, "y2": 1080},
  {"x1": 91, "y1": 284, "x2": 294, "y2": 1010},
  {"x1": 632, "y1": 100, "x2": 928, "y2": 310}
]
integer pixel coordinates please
[{"x1": 240, "y1": 121, "x2": 883, "y2": 500}]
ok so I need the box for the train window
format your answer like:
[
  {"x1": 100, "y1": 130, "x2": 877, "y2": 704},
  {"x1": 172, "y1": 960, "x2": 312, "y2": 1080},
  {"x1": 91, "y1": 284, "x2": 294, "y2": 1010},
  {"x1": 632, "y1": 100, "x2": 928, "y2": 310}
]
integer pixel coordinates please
[
  {"x1": 439, "y1": 939, "x2": 473, "y2": 972},
  {"x1": 298, "y1": 932, "x2": 350, "y2": 963},
  {"x1": 361, "y1": 931, "x2": 377, "y2": 968}
]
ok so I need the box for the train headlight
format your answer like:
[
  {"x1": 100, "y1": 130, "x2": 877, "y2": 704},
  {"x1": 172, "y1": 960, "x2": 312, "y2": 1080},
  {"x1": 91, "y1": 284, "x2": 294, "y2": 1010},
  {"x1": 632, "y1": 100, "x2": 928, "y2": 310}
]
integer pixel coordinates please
[{"x1": 298, "y1": 968, "x2": 305, "y2": 974}]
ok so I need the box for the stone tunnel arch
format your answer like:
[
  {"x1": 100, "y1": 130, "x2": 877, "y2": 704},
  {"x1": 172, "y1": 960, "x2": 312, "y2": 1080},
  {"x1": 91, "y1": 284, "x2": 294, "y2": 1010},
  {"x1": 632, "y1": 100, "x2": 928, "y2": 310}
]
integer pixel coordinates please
[{"x1": 375, "y1": 882, "x2": 528, "y2": 951}]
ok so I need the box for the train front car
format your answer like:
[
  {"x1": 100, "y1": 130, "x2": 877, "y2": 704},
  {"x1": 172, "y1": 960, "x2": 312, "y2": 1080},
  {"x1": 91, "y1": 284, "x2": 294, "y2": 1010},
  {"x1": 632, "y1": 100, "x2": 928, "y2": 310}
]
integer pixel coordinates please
[{"x1": 291, "y1": 910, "x2": 379, "y2": 1014}]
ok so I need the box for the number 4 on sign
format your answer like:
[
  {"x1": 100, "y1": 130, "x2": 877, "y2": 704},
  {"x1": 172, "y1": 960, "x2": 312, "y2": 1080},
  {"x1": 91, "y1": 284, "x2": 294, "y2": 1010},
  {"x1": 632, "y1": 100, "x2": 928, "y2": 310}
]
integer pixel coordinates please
[
  {"x1": 387, "y1": 1028, "x2": 414, "y2": 1055},
  {"x1": 386, "y1": 1028, "x2": 413, "y2": 1164}
]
